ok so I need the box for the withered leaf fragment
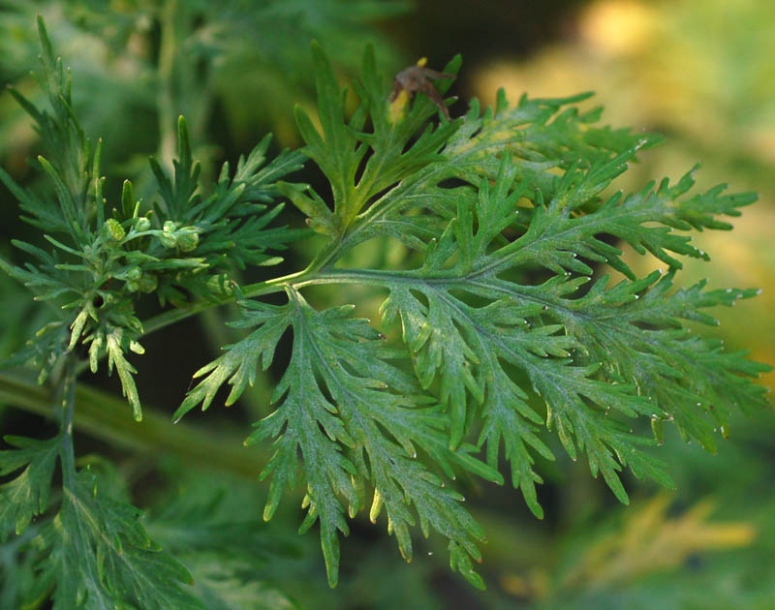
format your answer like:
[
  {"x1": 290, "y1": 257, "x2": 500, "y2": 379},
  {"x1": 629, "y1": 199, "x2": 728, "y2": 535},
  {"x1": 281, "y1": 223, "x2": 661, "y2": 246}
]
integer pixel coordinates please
[{"x1": 389, "y1": 58, "x2": 454, "y2": 119}]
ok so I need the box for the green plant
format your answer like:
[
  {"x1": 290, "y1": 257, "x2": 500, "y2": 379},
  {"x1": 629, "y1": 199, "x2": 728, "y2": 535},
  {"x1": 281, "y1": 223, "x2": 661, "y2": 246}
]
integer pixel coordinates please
[{"x1": 0, "y1": 15, "x2": 770, "y2": 607}]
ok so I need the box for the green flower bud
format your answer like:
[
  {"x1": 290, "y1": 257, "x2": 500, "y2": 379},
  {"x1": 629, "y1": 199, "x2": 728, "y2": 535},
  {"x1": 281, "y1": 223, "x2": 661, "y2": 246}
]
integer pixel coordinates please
[
  {"x1": 134, "y1": 216, "x2": 151, "y2": 232},
  {"x1": 175, "y1": 226, "x2": 200, "y2": 252},
  {"x1": 159, "y1": 220, "x2": 179, "y2": 248},
  {"x1": 136, "y1": 273, "x2": 159, "y2": 293},
  {"x1": 103, "y1": 218, "x2": 125, "y2": 242},
  {"x1": 126, "y1": 271, "x2": 158, "y2": 293},
  {"x1": 125, "y1": 267, "x2": 142, "y2": 281}
]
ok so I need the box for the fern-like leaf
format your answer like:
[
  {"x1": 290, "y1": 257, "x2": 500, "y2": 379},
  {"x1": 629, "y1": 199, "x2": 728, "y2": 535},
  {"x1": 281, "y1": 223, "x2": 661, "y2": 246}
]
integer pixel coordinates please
[
  {"x1": 0, "y1": 435, "x2": 60, "y2": 540},
  {"x1": 31, "y1": 470, "x2": 203, "y2": 609},
  {"x1": 178, "y1": 44, "x2": 771, "y2": 589}
]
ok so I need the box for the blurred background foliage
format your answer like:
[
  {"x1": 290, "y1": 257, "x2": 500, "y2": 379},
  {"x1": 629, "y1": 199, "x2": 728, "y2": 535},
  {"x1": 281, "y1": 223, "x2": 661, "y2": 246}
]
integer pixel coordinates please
[{"x1": 1, "y1": 0, "x2": 774, "y2": 608}]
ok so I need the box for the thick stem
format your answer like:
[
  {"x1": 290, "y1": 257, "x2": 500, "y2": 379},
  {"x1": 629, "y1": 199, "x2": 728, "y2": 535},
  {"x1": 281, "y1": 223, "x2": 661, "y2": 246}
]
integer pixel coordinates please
[{"x1": 0, "y1": 369, "x2": 267, "y2": 479}]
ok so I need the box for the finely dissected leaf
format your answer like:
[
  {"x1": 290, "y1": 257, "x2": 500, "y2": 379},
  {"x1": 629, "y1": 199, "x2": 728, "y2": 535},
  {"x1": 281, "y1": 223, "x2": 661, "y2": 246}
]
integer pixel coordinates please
[
  {"x1": 380, "y1": 284, "x2": 484, "y2": 449},
  {"x1": 103, "y1": 326, "x2": 144, "y2": 422},
  {"x1": 229, "y1": 292, "x2": 492, "y2": 586},
  {"x1": 3, "y1": 16, "x2": 772, "y2": 598},
  {"x1": 174, "y1": 44, "x2": 771, "y2": 589},
  {"x1": 290, "y1": 44, "x2": 459, "y2": 237},
  {"x1": 245, "y1": 301, "x2": 359, "y2": 587},
  {"x1": 381, "y1": 277, "x2": 661, "y2": 506},
  {"x1": 34, "y1": 471, "x2": 204, "y2": 610},
  {"x1": 175, "y1": 301, "x2": 292, "y2": 421},
  {"x1": 2, "y1": 23, "x2": 305, "y2": 416},
  {"x1": 546, "y1": 270, "x2": 771, "y2": 452},
  {"x1": 150, "y1": 116, "x2": 201, "y2": 220},
  {"x1": 186, "y1": 135, "x2": 308, "y2": 270},
  {"x1": 0, "y1": 435, "x2": 60, "y2": 540},
  {"x1": 152, "y1": 119, "x2": 307, "y2": 270}
]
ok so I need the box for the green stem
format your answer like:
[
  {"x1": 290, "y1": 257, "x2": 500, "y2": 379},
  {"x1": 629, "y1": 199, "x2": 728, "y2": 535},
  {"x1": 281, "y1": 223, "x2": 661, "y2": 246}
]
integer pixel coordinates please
[
  {"x1": 54, "y1": 356, "x2": 107, "y2": 593},
  {"x1": 157, "y1": 0, "x2": 181, "y2": 168},
  {"x1": 140, "y1": 266, "x2": 321, "y2": 338},
  {"x1": 0, "y1": 369, "x2": 267, "y2": 479},
  {"x1": 57, "y1": 354, "x2": 79, "y2": 493}
]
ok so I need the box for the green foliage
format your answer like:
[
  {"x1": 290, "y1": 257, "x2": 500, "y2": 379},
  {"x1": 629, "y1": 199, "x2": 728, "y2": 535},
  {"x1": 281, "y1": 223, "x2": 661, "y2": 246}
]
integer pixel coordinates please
[
  {"x1": 0, "y1": 435, "x2": 59, "y2": 539},
  {"x1": 0, "y1": 11, "x2": 771, "y2": 607},
  {"x1": 0, "y1": 0, "x2": 409, "y2": 159},
  {"x1": 0, "y1": 430, "x2": 202, "y2": 607},
  {"x1": 1, "y1": 16, "x2": 305, "y2": 419},
  {"x1": 35, "y1": 471, "x2": 204, "y2": 609}
]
